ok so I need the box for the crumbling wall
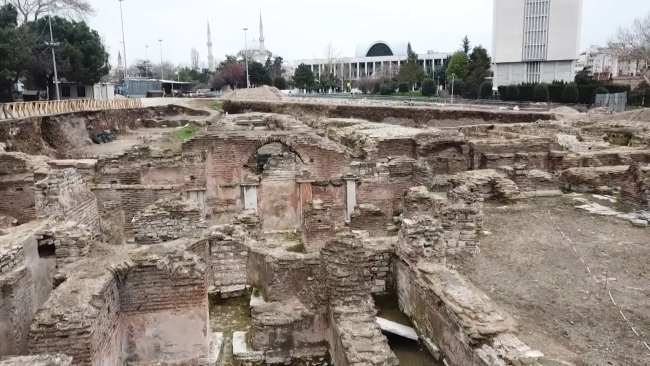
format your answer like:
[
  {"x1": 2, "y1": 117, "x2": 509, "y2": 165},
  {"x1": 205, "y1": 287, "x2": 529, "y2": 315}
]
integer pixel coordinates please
[
  {"x1": 560, "y1": 166, "x2": 629, "y2": 193},
  {"x1": 441, "y1": 184, "x2": 483, "y2": 255},
  {"x1": 0, "y1": 153, "x2": 49, "y2": 225},
  {"x1": 620, "y1": 164, "x2": 650, "y2": 209},
  {"x1": 118, "y1": 251, "x2": 208, "y2": 364},
  {"x1": 349, "y1": 203, "x2": 386, "y2": 237},
  {"x1": 35, "y1": 222, "x2": 92, "y2": 270},
  {"x1": 210, "y1": 224, "x2": 249, "y2": 289},
  {"x1": 354, "y1": 158, "x2": 415, "y2": 220},
  {"x1": 302, "y1": 199, "x2": 335, "y2": 253},
  {"x1": 0, "y1": 355, "x2": 72, "y2": 366},
  {"x1": 130, "y1": 196, "x2": 207, "y2": 245},
  {"x1": 0, "y1": 221, "x2": 56, "y2": 357},
  {"x1": 34, "y1": 168, "x2": 100, "y2": 237},
  {"x1": 469, "y1": 135, "x2": 553, "y2": 171},
  {"x1": 311, "y1": 183, "x2": 346, "y2": 222}
]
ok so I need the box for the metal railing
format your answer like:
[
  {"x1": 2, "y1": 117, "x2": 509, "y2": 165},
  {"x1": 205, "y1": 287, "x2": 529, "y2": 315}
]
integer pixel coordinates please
[{"x1": 0, "y1": 98, "x2": 144, "y2": 120}]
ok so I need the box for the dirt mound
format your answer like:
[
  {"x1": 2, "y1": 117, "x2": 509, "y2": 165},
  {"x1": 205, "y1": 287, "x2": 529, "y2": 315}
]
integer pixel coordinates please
[
  {"x1": 222, "y1": 86, "x2": 283, "y2": 101},
  {"x1": 551, "y1": 106, "x2": 580, "y2": 114},
  {"x1": 609, "y1": 108, "x2": 650, "y2": 122}
]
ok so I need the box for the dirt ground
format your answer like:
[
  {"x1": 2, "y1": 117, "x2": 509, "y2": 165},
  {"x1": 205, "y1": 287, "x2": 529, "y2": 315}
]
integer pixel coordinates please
[
  {"x1": 67, "y1": 127, "x2": 183, "y2": 157},
  {"x1": 455, "y1": 198, "x2": 650, "y2": 366}
]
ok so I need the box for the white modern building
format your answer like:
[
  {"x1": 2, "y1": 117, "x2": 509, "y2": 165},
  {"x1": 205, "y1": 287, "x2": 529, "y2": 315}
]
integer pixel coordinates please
[
  {"x1": 293, "y1": 41, "x2": 449, "y2": 81},
  {"x1": 492, "y1": 0, "x2": 583, "y2": 86},
  {"x1": 576, "y1": 45, "x2": 646, "y2": 79}
]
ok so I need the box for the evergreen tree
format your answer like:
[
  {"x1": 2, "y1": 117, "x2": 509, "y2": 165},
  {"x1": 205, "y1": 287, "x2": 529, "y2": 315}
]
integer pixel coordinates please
[
  {"x1": 293, "y1": 63, "x2": 315, "y2": 90},
  {"x1": 396, "y1": 51, "x2": 426, "y2": 90}
]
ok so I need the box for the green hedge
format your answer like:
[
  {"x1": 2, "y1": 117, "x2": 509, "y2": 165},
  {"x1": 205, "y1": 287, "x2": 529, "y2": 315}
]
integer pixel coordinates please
[{"x1": 498, "y1": 83, "x2": 630, "y2": 104}]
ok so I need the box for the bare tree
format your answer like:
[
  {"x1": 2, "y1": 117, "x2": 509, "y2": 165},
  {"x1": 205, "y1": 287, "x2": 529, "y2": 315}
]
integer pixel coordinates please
[
  {"x1": 190, "y1": 48, "x2": 200, "y2": 70},
  {"x1": 8, "y1": 0, "x2": 94, "y2": 23},
  {"x1": 608, "y1": 12, "x2": 650, "y2": 83}
]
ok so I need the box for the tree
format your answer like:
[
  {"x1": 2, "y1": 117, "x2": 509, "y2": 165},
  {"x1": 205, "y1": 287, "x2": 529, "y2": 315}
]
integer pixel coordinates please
[
  {"x1": 190, "y1": 48, "x2": 199, "y2": 70},
  {"x1": 466, "y1": 46, "x2": 492, "y2": 98},
  {"x1": 357, "y1": 77, "x2": 374, "y2": 94},
  {"x1": 533, "y1": 83, "x2": 549, "y2": 102},
  {"x1": 8, "y1": 0, "x2": 94, "y2": 24},
  {"x1": 397, "y1": 51, "x2": 426, "y2": 90},
  {"x1": 247, "y1": 61, "x2": 271, "y2": 86},
  {"x1": 506, "y1": 85, "x2": 520, "y2": 100},
  {"x1": 0, "y1": 4, "x2": 33, "y2": 102},
  {"x1": 446, "y1": 51, "x2": 468, "y2": 81},
  {"x1": 460, "y1": 36, "x2": 471, "y2": 54},
  {"x1": 594, "y1": 86, "x2": 609, "y2": 95},
  {"x1": 27, "y1": 16, "x2": 109, "y2": 97},
  {"x1": 273, "y1": 76, "x2": 287, "y2": 90},
  {"x1": 134, "y1": 59, "x2": 153, "y2": 78},
  {"x1": 398, "y1": 82, "x2": 409, "y2": 93},
  {"x1": 221, "y1": 62, "x2": 246, "y2": 89},
  {"x1": 479, "y1": 81, "x2": 493, "y2": 99},
  {"x1": 421, "y1": 78, "x2": 436, "y2": 97},
  {"x1": 293, "y1": 63, "x2": 314, "y2": 90},
  {"x1": 380, "y1": 81, "x2": 395, "y2": 95},
  {"x1": 371, "y1": 80, "x2": 381, "y2": 94},
  {"x1": 562, "y1": 83, "x2": 579, "y2": 103},
  {"x1": 217, "y1": 55, "x2": 238, "y2": 71},
  {"x1": 210, "y1": 72, "x2": 227, "y2": 90},
  {"x1": 574, "y1": 66, "x2": 593, "y2": 85},
  {"x1": 608, "y1": 13, "x2": 650, "y2": 84},
  {"x1": 271, "y1": 56, "x2": 284, "y2": 79}
]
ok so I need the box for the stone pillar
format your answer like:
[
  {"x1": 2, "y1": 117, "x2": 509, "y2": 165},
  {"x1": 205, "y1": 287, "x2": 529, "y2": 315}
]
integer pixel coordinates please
[
  {"x1": 372, "y1": 61, "x2": 375, "y2": 77},
  {"x1": 343, "y1": 176, "x2": 358, "y2": 221},
  {"x1": 356, "y1": 62, "x2": 360, "y2": 78},
  {"x1": 349, "y1": 63, "x2": 352, "y2": 79},
  {"x1": 241, "y1": 183, "x2": 259, "y2": 212}
]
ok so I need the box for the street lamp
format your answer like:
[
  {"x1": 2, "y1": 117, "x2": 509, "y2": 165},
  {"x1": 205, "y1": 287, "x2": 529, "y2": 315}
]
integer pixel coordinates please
[
  {"x1": 46, "y1": 10, "x2": 60, "y2": 100},
  {"x1": 243, "y1": 28, "x2": 250, "y2": 88},
  {"x1": 451, "y1": 73, "x2": 456, "y2": 103},
  {"x1": 145, "y1": 43, "x2": 149, "y2": 79},
  {"x1": 118, "y1": 0, "x2": 128, "y2": 94},
  {"x1": 158, "y1": 39, "x2": 164, "y2": 79}
]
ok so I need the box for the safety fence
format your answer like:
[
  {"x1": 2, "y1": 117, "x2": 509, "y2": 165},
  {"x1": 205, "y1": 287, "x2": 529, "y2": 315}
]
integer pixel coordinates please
[{"x1": 0, "y1": 98, "x2": 144, "y2": 120}]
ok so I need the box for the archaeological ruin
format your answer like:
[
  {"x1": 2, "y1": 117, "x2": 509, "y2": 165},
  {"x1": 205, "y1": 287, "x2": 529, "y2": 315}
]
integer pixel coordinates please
[{"x1": 0, "y1": 97, "x2": 649, "y2": 366}]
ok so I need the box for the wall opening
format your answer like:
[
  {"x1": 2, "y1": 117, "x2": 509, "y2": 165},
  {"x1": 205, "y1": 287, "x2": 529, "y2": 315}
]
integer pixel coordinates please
[
  {"x1": 37, "y1": 243, "x2": 56, "y2": 258},
  {"x1": 244, "y1": 142, "x2": 304, "y2": 176}
]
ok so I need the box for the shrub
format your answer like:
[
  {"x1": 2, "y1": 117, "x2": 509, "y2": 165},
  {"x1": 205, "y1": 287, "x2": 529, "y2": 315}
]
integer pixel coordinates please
[
  {"x1": 562, "y1": 83, "x2": 579, "y2": 103},
  {"x1": 594, "y1": 86, "x2": 609, "y2": 95},
  {"x1": 398, "y1": 82, "x2": 409, "y2": 93},
  {"x1": 380, "y1": 82, "x2": 395, "y2": 95},
  {"x1": 547, "y1": 83, "x2": 565, "y2": 102},
  {"x1": 371, "y1": 81, "x2": 381, "y2": 94},
  {"x1": 273, "y1": 77, "x2": 287, "y2": 90},
  {"x1": 479, "y1": 81, "x2": 493, "y2": 99},
  {"x1": 450, "y1": 80, "x2": 464, "y2": 96},
  {"x1": 533, "y1": 84, "x2": 549, "y2": 102},
  {"x1": 506, "y1": 85, "x2": 519, "y2": 101},
  {"x1": 421, "y1": 78, "x2": 437, "y2": 97}
]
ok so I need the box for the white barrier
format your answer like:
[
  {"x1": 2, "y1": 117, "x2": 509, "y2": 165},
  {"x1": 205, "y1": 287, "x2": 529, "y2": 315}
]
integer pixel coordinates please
[{"x1": 0, "y1": 98, "x2": 144, "y2": 120}]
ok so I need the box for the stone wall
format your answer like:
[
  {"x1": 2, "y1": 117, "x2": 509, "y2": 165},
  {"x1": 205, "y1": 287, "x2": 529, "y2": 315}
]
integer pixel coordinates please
[
  {"x1": 221, "y1": 100, "x2": 554, "y2": 125},
  {"x1": 34, "y1": 168, "x2": 100, "y2": 237},
  {"x1": 620, "y1": 164, "x2": 650, "y2": 209},
  {"x1": 210, "y1": 224, "x2": 249, "y2": 289},
  {"x1": 0, "y1": 355, "x2": 72, "y2": 366},
  {"x1": 0, "y1": 153, "x2": 48, "y2": 225},
  {"x1": 301, "y1": 199, "x2": 335, "y2": 253},
  {"x1": 349, "y1": 203, "x2": 386, "y2": 237},
  {"x1": 441, "y1": 184, "x2": 483, "y2": 255},
  {"x1": 35, "y1": 222, "x2": 92, "y2": 271},
  {"x1": 130, "y1": 196, "x2": 207, "y2": 245},
  {"x1": 560, "y1": 165, "x2": 629, "y2": 193}
]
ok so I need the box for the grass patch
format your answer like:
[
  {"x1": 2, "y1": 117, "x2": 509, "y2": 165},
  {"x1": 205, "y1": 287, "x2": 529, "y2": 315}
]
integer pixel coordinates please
[
  {"x1": 173, "y1": 125, "x2": 199, "y2": 140},
  {"x1": 210, "y1": 101, "x2": 223, "y2": 110}
]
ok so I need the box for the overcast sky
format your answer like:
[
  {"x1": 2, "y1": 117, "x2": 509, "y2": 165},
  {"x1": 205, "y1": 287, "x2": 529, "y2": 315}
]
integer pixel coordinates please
[{"x1": 88, "y1": 0, "x2": 650, "y2": 69}]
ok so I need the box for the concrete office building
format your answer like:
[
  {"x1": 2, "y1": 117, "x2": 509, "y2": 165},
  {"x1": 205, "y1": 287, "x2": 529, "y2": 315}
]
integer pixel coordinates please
[
  {"x1": 492, "y1": 0, "x2": 583, "y2": 87},
  {"x1": 293, "y1": 41, "x2": 449, "y2": 81}
]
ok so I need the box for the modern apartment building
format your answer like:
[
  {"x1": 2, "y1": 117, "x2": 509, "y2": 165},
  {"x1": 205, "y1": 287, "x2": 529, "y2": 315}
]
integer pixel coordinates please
[{"x1": 492, "y1": 0, "x2": 584, "y2": 86}]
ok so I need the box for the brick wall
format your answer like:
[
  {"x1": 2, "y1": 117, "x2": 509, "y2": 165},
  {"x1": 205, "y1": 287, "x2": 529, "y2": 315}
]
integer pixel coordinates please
[
  {"x1": 0, "y1": 153, "x2": 45, "y2": 224},
  {"x1": 560, "y1": 166, "x2": 629, "y2": 193},
  {"x1": 210, "y1": 225, "x2": 249, "y2": 288},
  {"x1": 621, "y1": 164, "x2": 650, "y2": 209},
  {"x1": 36, "y1": 223, "x2": 92, "y2": 269},
  {"x1": 0, "y1": 355, "x2": 72, "y2": 366},
  {"x1": 302, "y1": 199, "x2": 335, "y2": 253},
  {"x1": 311, "y1": 183, "x2": 346, "y2": 222},
  {"x1": 130, "y1": 196, "x2": 207, "y2": 245},
  {"x1": 349, "y1": 203, "x2": 386, "y2": 237},
  {"x1": 34, "y1": 168, "x2": 100, "y2": 237},
  {"x1": 0, "y1": 267, "x2": 34, "y2": 356}
]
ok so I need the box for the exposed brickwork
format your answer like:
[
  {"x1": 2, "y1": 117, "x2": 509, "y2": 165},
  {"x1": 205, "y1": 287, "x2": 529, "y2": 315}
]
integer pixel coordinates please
[
  {"x1": 130, "y1": 196, "x2": 207, "y2": 245},
  {"x1": 349, "y1": 203, "x2": 386, "y2": 237},
  {"x1": 210, "y1": 224, "x2": 249, "y2": 288},
  {"x1": 0, "y1": 354, "x2": 72, "y2": 366},
  {"x1": 302, "y1": 199, "x2": 335, "y2": 253},
  {"x1": 36, "y1": 222, "x2": 92, "y2": 268},
  {"x1": 560, "y1": 166, "x2": 629, "y2": 193},
  {"x1": 0, "y1": 153, "x2": 48, "y2": 224},
  {"x1": 620, "y1": 164, "x2": 650, "y2": 209}
]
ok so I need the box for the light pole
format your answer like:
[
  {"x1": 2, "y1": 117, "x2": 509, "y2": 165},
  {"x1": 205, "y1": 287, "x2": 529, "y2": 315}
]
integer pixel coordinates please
[
  {"x1": 158, "y1": 39, "x2": 164, "y2": 79},
  {"x1": 118, "y1": 0, "x2": 128, "y2": 94},
  {"x1": 451, "y1": 73, "x2": 455, "y2": 103},
  {"x1": 46, "y1": 11, "x2": 60, "y2": 100},
  {"x1": 243, "y1": 28, "x2": 250, "y2": 88},
  {"x1": 145, "y1": 43, "x2": 149, "y2": 79}
]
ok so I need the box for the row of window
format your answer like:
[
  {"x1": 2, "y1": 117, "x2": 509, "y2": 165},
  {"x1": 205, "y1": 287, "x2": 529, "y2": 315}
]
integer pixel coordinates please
[{"x1": 522, "y1": 0, "x2": 550, "y2": 60}]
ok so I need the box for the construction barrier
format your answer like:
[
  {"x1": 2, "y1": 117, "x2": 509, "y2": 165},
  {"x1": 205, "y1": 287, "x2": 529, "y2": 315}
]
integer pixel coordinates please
[{"x1": 0, "y1": 98, "x2": 144, "y2": 120}]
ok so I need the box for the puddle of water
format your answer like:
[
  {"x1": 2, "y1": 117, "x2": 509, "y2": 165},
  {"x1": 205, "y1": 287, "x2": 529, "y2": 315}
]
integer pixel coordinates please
[{"x1": 374, "y1": 294, "x2": 444, "y2": 366}]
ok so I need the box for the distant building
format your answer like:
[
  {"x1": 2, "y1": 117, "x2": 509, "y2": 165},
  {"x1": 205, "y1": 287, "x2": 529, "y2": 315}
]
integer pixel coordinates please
[
  {"x1": 293, "y1": 41, "x2": 449, "y2": 81},
  {"x1": 575, "y1": 45, "x2": 647, "y2": 82},
  {"x1": 492, "y1": 0, "x2": 583, "y2": 86},
  {"x1": 238, "y1": 14, "x2": 272, "y2": 64},
  {"x1": 207, "y1": 20, "x2": 215, "y2": 70}
]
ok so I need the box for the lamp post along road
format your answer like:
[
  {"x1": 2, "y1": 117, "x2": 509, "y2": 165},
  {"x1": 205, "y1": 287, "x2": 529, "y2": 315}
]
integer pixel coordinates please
[
  {"x1": 243, "y1": 28, "x2": 250, "y2": 88},
  {"x1": 118, "y1": 0, "x2": 128, "y2": 94},
  {"x1": 158, "y1": 39, "x2": 164, "y2": 79},
  {"x1": 46, "y1": 11, "x2": 60, "y2": 100},
  {"x1": 145, "y1": 43, "x2": 149, "y2": 78}
]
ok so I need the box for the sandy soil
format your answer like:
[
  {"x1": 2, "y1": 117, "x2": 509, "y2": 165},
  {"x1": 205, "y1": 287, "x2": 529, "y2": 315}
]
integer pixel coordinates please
[
  {"x1": 455, "y1": 198, "x2": 650, "y2": 366},
  {"x1": 67, "y1": 127, "x2": 182, "y2": 157}
]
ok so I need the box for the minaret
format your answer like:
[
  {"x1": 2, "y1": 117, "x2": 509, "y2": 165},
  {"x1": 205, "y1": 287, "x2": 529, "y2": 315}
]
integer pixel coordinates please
[
  {"x1": 259, "y1": 13, "x2": 265, "y2": 55},
  {"x1": 207, "y1": 19, "x2": 214, "y2": 70},
  {"x1": 117, "y1": 51, "x2": 123, "y2": 71}
]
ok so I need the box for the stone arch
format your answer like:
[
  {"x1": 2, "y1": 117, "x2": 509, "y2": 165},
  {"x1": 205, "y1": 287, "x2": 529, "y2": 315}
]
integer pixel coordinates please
[{"x1": 240, "y1": 136, "x2": 308, "y2": 168}]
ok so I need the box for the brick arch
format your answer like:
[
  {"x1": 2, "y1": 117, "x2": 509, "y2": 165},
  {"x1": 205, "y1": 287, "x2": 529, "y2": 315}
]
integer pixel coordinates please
[{"x1": 239, "y1": 135, "x2": 308, "y2": 167}]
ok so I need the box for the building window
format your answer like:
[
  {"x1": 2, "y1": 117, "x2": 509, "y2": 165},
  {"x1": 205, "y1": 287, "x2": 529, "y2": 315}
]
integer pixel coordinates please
[
  {"x1": 522, "y1": 0, "x2": 550, "y2": 61},
  {"x1": 77, "y1": 86, "x2": 86, "y2": 98},
  {"x1": 61, "y1": 86, "x2": 70, "y2": 97},
  {"x1": 526, "y1": 61, "x2": 541, "y2": 83}
]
